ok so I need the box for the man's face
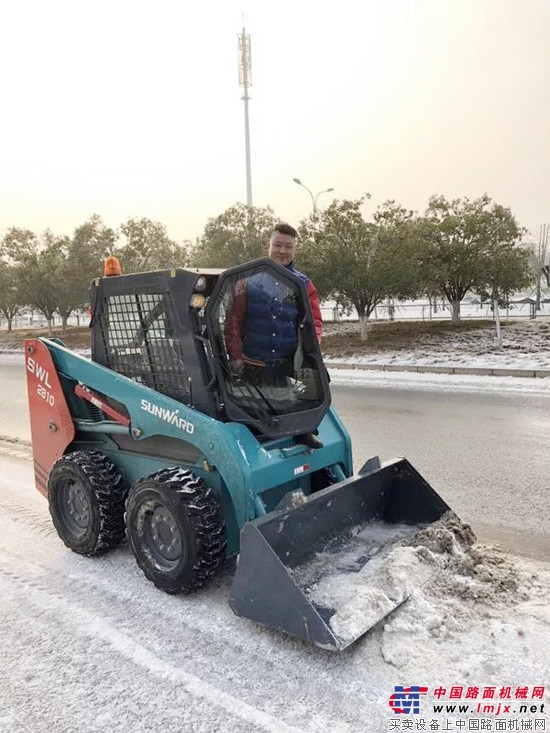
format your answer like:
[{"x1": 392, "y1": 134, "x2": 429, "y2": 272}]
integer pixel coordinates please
[{"x1": 268, "y1": 232, "x2": 297, "y2": 266}]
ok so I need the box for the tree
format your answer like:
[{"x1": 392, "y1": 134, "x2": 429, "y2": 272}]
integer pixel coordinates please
[
  {"x1": 298, "y1": 197, "x2": 419, "y2": 340},
  {"x1": 0, "y1": 228, "x2": 42, "y2": 328},
  {"x1": 116, "y1": 218, "x2": 188, "y2": 272},
  {"x1": 71, "y1": 214, "x2": 117, "y2": 282},
  {"x1": 0, "y1": 263, "x2": 22, "y2": 331},
  {"x1": 14, "y1": 230, "x2": 66, "y2": 335},
  {"x1": 1, "y1": 227, "x2": 38, "y2": 262},
  {"x1": 0, "y1": 229, "x2": 39, "y2": 330},
  {"x1": 372, "y1": 200, "x2": 424, "y2": 320},
  {"x1": 192, "y1": 203, "x2": 278, "y2": 267},
  {"x1": 418, "y1": 195, "x2": 526, "y2": 324},
  {"x1": 474, "y1": 209, "x2": 532, "y2": 347},
  {"x1": 51, "y1": 215, "x2": 120, "y2": 327}
]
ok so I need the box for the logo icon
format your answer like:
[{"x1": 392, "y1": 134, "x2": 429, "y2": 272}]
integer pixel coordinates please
[{"x1": 389, "y1": 686, "x2": 429, "y2": 714}]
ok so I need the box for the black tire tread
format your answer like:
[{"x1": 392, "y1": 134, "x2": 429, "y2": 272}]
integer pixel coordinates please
[
  {"x1": 126, "y1": 467, "x2": 227, "y2": 593},
  {"x1": 48, "y1": 450, "x2": 127, "y2": 556}
]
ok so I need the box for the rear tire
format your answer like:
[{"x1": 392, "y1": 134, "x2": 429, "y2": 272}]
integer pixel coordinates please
[
  {"x1": 125, "y1": 467, "x2": 227, "y2": 594},
  {"x1": 48, "y1": 450, "x2": 127, "y2": 555}
]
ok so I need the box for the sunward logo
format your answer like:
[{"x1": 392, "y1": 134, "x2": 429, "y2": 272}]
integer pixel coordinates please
[{"x1": 389, "y1": 686, "x2": 429, "y2": 714}]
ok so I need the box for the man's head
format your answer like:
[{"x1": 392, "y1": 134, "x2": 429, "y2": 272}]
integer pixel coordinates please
[{"x1": 268, "y1": 223, "x2": 298, "y2": 267}]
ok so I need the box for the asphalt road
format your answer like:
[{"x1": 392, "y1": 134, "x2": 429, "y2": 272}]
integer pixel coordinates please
[
  {"x1": 331, "y1": 384, "x2": 550, "y2": 558},
  {"x1": 1, "y1": 357, "x2": 549, "y2": 558}
]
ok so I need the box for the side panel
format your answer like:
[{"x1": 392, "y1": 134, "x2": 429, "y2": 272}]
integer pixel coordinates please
[{"x1": 24, "y1": 340, "x2": 75, "y2": 497}]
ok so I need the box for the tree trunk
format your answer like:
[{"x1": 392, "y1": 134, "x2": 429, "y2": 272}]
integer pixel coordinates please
[
  {"x1": 450, "y1": 300, "x2": 461, "y2": 324},
  {"x1": 359, "y1": 314, "x2": 370, "y2": 342},
  {"x1": 61, "y1": 315, "x2": 68, "y2": 333},
  {"x1": 47, "y1": 318, "x2": 53, "y2": 336},
  {"x1": 493, "y1": 298, "x2": 503, "y2": 348}
]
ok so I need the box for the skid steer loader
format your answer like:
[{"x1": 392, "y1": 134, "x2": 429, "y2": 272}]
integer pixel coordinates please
[{"x1": 25, "y1": 257, "x2": 473, "y2": 651}]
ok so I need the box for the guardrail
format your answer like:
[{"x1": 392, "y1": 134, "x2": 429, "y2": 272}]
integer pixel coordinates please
[{"x1": 321, "y1": 299, "x2": 550, "y2": 323}]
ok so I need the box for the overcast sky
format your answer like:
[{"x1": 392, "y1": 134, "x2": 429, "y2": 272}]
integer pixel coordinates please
[{"x1": 1, "y1": 0, "x2": 548, "y2": 246}]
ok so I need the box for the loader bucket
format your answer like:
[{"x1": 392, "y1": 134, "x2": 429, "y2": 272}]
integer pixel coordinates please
[{"x1": 229, "y1": 457, "x2": 473, "y2": 651}]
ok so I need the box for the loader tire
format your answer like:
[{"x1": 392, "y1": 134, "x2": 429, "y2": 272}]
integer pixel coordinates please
[
  {"x1": 125, "y1": 467, "x2": 227, "y2": 594},
  {"x1": 48, "y1": 451, "x2": 128, "y2": 556}
]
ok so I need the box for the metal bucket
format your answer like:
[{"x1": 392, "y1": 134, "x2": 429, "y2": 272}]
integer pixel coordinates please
[{"x1": 229, "y1": 457, "x2": 473, "y2": 651}]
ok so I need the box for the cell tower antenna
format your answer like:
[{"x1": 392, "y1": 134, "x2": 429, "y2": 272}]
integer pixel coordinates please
[{"x1": 238, "y1": 23, "x2": 253, "y2": 206}]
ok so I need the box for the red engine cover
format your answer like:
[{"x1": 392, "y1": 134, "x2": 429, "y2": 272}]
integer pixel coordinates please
[{"x1": 25, "y1": 340, "x2": 76, "y2": 497}]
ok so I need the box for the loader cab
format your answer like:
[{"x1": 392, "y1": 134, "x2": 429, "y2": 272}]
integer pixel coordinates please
[
  {"x1": 89, "y1": 259, "x2": 330, "y2": 441},
  {"x1": 204, "y1": 258, "x2": 331, "y2": 440}
]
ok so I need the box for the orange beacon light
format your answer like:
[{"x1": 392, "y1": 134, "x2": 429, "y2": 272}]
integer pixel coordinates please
[{"x1": 104, "y1": 256, "x2": 122, "y2": 276}]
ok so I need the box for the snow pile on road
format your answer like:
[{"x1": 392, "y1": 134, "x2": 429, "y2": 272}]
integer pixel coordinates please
[{"x1": 375, "y1": 538, "x2": 550, "y2": 679}]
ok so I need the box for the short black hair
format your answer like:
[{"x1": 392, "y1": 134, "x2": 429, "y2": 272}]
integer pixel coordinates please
[{"x1": 272, "y1": 222, "x2": 298, "y2": 239}]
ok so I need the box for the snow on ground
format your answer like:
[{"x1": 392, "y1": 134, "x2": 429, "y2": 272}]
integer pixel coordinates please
[
  {"x1": 323, "y1": 318, "x2": 550, "y2": 370},
  {"x1": 0, "y1": 450, "x2": 549, "y2": 732},
  {"x1": 328, "y1": 367, "x2": 550, "y2": 395},
  {"x1": 0, "y1": 449, "x2": 549, "y2": 733},
  {"x1": 324, "y1": 318, "x2": 550, "y2": 394},
  {"x1": 0, "y1": 324, "x2": 549, "y2": 731}
]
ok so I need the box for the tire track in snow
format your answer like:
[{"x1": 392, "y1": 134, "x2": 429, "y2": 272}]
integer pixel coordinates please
[
  {"x1": 0, "y1": 567, "x2": 304, "y2": 733},
  {"x1": 0, "y1": 518, "x2": 360, "y2": 733},
  {"x1": 0, "y1": 435, "x2": 32, "y2": 461},
  {"x1": 0, "y1": 498, "x2": 56, "y2": 536},
  {"x1": 0, "y1": 454, "x2": 368, "y2": 732}
]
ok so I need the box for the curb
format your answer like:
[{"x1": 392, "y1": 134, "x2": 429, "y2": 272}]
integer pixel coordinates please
[{"x1": 325, "y1": 362, "x2": 550, "y2": 379}]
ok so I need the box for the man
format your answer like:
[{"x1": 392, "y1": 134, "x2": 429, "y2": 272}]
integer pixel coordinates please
[
  {"x1": 266, "y1": 223, "x2": 323, "y2": 344},
  {"x1": 224, "y1": 223, "x2": 324, "y2": 449}
]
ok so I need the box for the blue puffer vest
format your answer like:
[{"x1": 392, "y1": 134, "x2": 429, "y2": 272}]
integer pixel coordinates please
[{"x1": 242, "y1": 264, "x2": 307, "y2": 365}]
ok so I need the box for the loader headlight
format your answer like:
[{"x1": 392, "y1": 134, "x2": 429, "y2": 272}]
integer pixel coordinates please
[
  {"x1": 194, "y1": 275, "x2": 207, "y2": 293},
  {"x1": 190, "y1": 294, "x2": 206, "y2": 309}
]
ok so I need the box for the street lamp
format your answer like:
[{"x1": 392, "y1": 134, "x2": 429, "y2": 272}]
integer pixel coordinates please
[{"x1": 293, "y1": 178, "x2": 334, "y2": 212}]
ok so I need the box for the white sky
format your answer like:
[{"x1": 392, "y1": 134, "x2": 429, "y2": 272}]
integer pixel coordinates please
[{"x1": 0, "y1": 0, "x2": 548, "y2": 245}]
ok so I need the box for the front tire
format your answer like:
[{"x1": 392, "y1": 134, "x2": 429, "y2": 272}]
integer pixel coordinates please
[
  {"x1": 125, "y1": 467, "x2": 227, "y2": 594},
  {"x1": 48, "y1": 450, "x2": 127, "y2": 555}
]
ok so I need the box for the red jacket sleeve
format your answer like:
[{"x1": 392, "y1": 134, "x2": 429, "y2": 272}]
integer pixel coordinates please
[
  {"x1": 224, "y1": 279, "x2": 247, "y2": 360},
  {"x1": 307, "y1": 280, "x2": 323, "y2": 343}
]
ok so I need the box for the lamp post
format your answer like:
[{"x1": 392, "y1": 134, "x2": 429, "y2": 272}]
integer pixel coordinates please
[{"x1": 292, "y1": 178, "x2": 334, "y2": 212}]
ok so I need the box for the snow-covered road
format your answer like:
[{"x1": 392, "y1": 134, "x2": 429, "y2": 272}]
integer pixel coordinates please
[
  {"x1": 1, "y1": 453, "x2": 549, "y2": 733},
  {"x1": 1, "y1": 340, "x2": 549, "y2": 731}
]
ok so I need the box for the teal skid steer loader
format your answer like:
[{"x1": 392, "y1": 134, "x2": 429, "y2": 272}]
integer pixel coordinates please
[{"x1": 25, "y1": 258, "x2": 472, "y2": 651}]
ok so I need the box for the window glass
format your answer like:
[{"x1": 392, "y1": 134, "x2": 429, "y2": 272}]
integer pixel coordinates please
[{"x1": 210, "y1": 265, "x2": 324, "y2": 425}]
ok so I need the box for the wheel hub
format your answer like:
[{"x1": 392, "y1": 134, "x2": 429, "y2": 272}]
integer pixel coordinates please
[
  {"x1": 59, "y1": 479, "x2": 91, "y2": 538},
  {"x1": 143, "y1": 503, "x2": 184, "y2": 570}
]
